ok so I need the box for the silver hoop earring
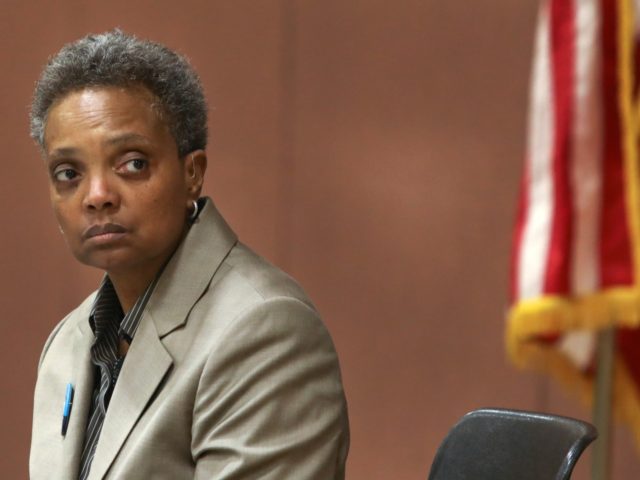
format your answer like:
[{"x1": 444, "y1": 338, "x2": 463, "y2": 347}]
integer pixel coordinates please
[{"x1": 189, "y1": 200, "x2": 199, "y2": 222}]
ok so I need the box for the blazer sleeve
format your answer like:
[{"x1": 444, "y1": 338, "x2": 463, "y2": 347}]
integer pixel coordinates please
[{"x1": 191, "y1": 296, "x2": 349, "y2": 480}]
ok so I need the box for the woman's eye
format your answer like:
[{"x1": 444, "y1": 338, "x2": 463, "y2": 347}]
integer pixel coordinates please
[
  {"x1": 122, "y1": 158, "x2": 148, "y2": 173},
  {"x1": 53, "y1": 168, "x2": 79, "y2": 182}
]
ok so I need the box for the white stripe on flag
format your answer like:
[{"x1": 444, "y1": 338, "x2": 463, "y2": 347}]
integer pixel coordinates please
[
  {"x1": 571, "y1": 0, "x2": 602, "y2": 295},
  {"x1": 518, "y1": 4, "x2": 555, "y2": 300}
]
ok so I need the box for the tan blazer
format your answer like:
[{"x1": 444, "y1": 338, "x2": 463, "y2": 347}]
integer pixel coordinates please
[{"x1": 30, "y1": 199, "x2": 349, "y2": 479}]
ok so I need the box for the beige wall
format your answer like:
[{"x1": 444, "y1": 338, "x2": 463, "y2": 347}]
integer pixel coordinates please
[{"x1": 1, "y1": 1, "x2": 638, "y2": 478}]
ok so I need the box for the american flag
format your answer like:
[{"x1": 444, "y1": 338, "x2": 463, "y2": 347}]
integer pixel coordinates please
[{"x1": 508, "y1": 0, "x2": 640, "y2": 445}]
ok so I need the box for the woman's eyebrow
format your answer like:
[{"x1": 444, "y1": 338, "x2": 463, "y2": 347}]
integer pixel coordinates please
[
  {"x1": 47, "y1": 147, "x2": 79, "y2": 161},
  {"x1": 46, "y1": 133, "x2": 152, "y2": 163},
  {"x1": 104, "y1": 132, "x2": 151, "y2": 147}
]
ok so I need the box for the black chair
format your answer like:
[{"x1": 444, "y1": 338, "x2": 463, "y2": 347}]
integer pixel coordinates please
[{"x1": 427, "y1": 408, "x2": 597, "y2": 480}]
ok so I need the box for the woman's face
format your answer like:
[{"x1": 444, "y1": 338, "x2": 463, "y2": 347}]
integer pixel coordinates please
[{"x1": 43, "y1": 86, "x2": 201, "y2": 279}]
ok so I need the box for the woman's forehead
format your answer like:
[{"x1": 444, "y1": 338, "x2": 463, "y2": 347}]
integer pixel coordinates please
[{"x1": 44, "y1": 87, "x2": 173, "y2": 154}]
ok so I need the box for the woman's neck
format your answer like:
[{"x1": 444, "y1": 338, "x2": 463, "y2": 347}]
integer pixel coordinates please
[{"x1": 108, "y1": 266, "x2": 158, "y2": 313}]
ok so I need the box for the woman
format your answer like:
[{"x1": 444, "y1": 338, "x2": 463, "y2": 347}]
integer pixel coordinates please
[{"x1": 29, "y1": 30, "x2": 349, "y2": 480}]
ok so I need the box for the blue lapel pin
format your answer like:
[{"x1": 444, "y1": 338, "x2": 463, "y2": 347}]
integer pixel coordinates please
[{"x1": 61, "y1": 383, "x2": 74, "y2": 436}]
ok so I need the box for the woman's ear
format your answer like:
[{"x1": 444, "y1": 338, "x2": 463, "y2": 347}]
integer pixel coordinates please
[{"x1": 185, "y1": 149, "x2": 207, "y2": 198}]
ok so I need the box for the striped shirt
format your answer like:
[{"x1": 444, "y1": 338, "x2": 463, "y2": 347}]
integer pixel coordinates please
[{"x1": 78, "y1": 275, "x2": 160, "y2": 480}]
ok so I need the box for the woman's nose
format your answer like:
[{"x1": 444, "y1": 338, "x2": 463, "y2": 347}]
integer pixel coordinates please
[{"x1": 82, "y1": 174, "x2": 119, "y2": 211}]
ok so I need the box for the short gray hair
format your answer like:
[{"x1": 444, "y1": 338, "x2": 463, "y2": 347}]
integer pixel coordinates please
[{"x1": 30, "y1": 30, "x2": 208, "y2": 157}]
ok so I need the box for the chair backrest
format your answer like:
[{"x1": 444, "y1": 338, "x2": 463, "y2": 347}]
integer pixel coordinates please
[{"x1": 427, "y1": 408, "x2": 597, "y2": 480}]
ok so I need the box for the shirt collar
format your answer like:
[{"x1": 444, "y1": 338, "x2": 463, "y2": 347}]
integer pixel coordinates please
[{"x1": 89, "y1": 273, "x2": 161, "y2": 343}]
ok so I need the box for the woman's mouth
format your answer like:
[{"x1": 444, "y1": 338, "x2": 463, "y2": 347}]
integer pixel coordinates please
[{"x1": 83, "y1": 223, "x2": 128, "y2": 243}]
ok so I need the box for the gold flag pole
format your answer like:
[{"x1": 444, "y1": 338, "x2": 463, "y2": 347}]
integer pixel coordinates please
[{"x1": 591, "y1": 327, "x2": 615, "y2": 480}]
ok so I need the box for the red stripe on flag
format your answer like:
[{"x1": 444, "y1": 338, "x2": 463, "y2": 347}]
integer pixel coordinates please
[
  {"x1": 544, "y1": 0, "x2": 576, "y2": 295},
  {"x1": 599, "y1": 0, "x2": 634, "y2": 287},
  {"x1": 617, "y1": 328, "x2": 640, "y2": 393},
  {"x1": 633, "y1": 36, "x2": 640, "y2": 98}
]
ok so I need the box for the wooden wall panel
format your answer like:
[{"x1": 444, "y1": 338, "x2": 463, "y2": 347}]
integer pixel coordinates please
[
  {"x1": 289, "y1": 1, "x2": 537, "y2": 478},
  {"x1": 288, "y1": 1, "x2": 639, "y2": 478},
  {"x1": 1, "y1": 1, "x2": 639, "y2": 479}
]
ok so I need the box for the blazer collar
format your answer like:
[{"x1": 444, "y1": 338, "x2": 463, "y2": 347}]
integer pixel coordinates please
[
  {"x1": 85, "y1": 197, "x2": 237, "y2": 479},
  {"x1": 146, "y1": 197, "x2": 238, "y2": 337}
]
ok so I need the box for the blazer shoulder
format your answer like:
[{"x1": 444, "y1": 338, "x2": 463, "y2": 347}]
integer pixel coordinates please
[
  {"x1": 37, "y1": 291, "x2": 97, "y2": 371},
  {"x1": 222, "y1": 242, "x2": 316, "y2": 310}
]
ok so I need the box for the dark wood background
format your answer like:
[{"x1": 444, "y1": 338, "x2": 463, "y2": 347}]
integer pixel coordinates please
[{"x1": 1, "y1": 1, "x2": 637, "y2": 478}]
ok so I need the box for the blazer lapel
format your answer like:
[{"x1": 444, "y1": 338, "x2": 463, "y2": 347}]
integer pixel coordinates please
[
  {"x1": 150, "y1": 198, "x2": 238, "y2": 338},
  {"x1": 87, "y1": 313, "x2": 173, "y2": 480},
  {"x1": 61, "y1": 307, "x2": 96, "y2": 478},
  {"x1": 85, "y1": 198, "x2": 237, "y2": 479}
]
